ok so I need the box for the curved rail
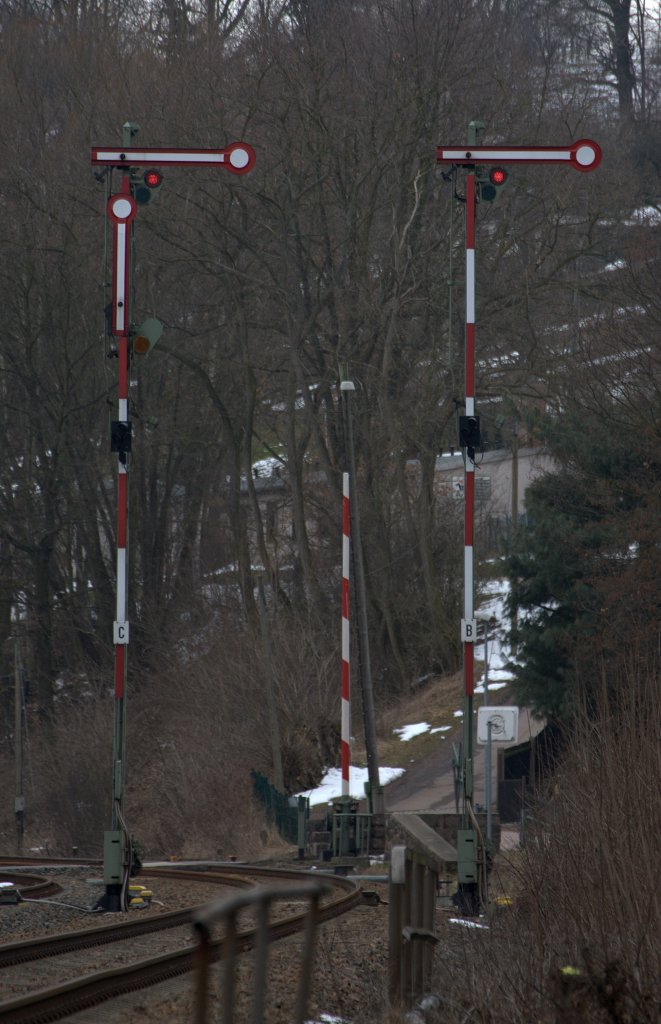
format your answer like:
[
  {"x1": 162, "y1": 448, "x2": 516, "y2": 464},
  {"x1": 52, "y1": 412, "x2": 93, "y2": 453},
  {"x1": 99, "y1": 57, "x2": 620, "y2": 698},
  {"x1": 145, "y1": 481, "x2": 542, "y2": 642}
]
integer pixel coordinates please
[
  {"x1": 0, "y1": 873, "x2": 62, "y2": 902},
  {"x1": 0, "y1": 870, "x2": 253, "y2": 968},
  {"x1": 0, "y1": 867, "x2": 362, "y2": 1024},
  {"x1": 0, "y1": 858, "x2": 99, "y2": 867}
]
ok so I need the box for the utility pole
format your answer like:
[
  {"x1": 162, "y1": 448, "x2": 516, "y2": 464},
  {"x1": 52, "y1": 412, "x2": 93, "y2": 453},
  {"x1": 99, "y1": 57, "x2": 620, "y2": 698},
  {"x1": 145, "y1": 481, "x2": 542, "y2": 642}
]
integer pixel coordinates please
[
  {"x1": 437, "y1": 127, "x2": 601, "y2": 916},
  {"x1": 92, "y1": 125, "x2": 255, "y2": 910},
  {"x1": 340, "y1": 379, "x2": 383, "y2": 814},
  {"x1": 14, "y1": 637, "x2": 25, "y2": 855},
  {"x1": 257, "y1": 576, "x2": 284, "y2": 792},
  {"x1": 510, "y1": 419, "x2": 520, "y2": 654},
  {"x1": 476, "y1": 613, "x2": 494, "y2": 843},
  {"x1": 511, "y1": 419, "x2": 519, "y2": 534}
]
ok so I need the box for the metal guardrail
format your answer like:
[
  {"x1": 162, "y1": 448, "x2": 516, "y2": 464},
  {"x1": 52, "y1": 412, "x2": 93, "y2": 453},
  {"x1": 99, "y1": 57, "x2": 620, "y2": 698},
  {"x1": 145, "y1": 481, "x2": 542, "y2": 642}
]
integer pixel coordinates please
[
  {"x1": 192, "y1": 881, "x2": 329, "y2": 1024},
  {"x1": 388, "y1": 845, "x2": 439, "y2": 1008}
]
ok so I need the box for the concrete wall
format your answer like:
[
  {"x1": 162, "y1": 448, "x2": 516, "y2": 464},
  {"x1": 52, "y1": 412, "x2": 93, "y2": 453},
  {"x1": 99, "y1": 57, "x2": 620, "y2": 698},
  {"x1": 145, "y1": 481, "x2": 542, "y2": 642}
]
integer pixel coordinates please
[{"x1": 434, "y1": 446, "x2": 556, "y2": 519}]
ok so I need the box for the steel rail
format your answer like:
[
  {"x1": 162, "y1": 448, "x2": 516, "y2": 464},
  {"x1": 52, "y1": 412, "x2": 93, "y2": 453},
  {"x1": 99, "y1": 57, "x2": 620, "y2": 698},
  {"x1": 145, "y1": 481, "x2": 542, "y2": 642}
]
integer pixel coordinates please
[
  {"x1": 0, "y1": 858, "x2": 100, "y2": 868},
  {"x1": 0, "y1": 870, "x2": 253, "y2": 968},
  {"x1": 0, "y1": 869, "x2": 362, "y2": 1024},
  {"x1": 0, "y1": 874, "x2": 62, "y2": 902}
]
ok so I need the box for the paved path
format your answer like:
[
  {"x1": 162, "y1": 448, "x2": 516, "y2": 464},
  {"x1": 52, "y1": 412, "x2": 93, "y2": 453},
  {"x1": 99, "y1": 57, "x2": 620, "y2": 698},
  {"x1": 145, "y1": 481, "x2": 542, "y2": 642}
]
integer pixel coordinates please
[{"x1": 384, "y1": 724, "x2": 498, "y2": 816}]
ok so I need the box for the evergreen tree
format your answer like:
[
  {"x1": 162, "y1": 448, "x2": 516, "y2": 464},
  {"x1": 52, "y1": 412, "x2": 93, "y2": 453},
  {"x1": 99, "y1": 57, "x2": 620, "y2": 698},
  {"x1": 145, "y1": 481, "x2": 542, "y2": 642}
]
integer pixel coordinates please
[{"x1": 506, "y1": 394, "x2": 661, "y2": 720}]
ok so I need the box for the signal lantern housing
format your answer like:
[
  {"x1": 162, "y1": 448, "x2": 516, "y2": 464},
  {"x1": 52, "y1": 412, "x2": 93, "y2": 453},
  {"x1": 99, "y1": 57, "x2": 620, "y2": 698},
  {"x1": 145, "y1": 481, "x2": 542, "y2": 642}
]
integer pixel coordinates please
[
  {"x1": 477, "y1": 165, "x2": 508, "y2": 202},
  {"x1": 130, "y1": 168, "x2": 163, "y2": 205},
  {"x1": 131, "y1": 317, "x2": 164, "y2": 356}
]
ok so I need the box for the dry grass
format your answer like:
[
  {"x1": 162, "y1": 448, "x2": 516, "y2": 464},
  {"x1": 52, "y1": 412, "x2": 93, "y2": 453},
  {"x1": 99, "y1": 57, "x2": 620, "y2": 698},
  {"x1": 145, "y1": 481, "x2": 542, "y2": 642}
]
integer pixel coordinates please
[
  {"x1": 351, "y1": 670, "x2": 464, "y2": 770},
  {"x1": 426, "y1": 655, "x2": 661, "y2": 1024}
]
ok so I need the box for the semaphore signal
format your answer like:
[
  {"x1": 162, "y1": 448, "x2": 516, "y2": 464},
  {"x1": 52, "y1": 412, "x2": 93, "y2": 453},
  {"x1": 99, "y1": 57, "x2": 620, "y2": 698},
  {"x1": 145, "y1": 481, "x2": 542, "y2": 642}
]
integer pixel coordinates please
[
  {"x1": 92, "y1": 123, "x2": 255, "y2": 912},
  {"x1": 437, "y1": 124, "x2": 600, "y2": 917},
  {"x1": 437, "y1": 138, "x2": 601, "y2": 172},
  {"x1": 91, "y1": 141, "x2": 256, "y2": 173}
]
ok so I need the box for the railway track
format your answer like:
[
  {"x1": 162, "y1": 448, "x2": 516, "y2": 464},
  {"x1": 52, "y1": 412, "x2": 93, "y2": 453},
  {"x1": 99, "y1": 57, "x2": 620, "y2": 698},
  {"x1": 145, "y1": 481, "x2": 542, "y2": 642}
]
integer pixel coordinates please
[
  {"x1": 0, "y1": 874, "x2": 63, "y2": 903},
  {"x1": 0, "y1": 857, "x2": 98, "y2": 903},
  {"x1": 0, "y1": 863, "x2": 363, "y2": 1023}
]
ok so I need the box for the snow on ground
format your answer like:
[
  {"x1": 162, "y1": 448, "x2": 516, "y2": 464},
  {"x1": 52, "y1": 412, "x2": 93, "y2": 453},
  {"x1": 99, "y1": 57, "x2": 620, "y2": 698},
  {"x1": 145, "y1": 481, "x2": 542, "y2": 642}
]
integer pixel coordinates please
[
  {"x1": 306, "y1": 1015, "x2": 349, "y2": 1024},
  {"x1": 624, "y1": 205, "x2": 661, "y2": 227},
  {"x1": 393, "y1": 721, "x2": 430, "y2": 741},
  {"x1": 394, "y1": 721, "x2": 455, "y2": 742},
  {"x1": 296, "y1": 766, "x2": 404, "y2": 806},
  {"x1": 474, "y1": 578, "x2": 515, "y2": 696},
  {"x1": 298, "y1": 577, "x2": 515, "y2": 806}
]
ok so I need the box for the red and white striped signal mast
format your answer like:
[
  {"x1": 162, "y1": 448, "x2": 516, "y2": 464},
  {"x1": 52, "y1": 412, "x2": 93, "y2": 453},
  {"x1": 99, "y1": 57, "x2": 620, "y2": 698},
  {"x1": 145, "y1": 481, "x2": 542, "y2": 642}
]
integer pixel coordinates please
[
  {"x1": 341, "y1": 470, "x2": 351, "y2": 798},
  {"x1": 92, "y1": 123, "x2": 255, "y2": 911},
  {"x1": 437, "y1": 125, "x2": 600, "y2": 916}
]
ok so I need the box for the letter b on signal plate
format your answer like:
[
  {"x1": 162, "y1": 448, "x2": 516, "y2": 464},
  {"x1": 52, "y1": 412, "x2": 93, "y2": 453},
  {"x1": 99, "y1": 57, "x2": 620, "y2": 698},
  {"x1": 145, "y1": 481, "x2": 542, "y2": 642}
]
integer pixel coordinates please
[{"x1": 461, "y1": 619, "x2": 476, "y2": 642}]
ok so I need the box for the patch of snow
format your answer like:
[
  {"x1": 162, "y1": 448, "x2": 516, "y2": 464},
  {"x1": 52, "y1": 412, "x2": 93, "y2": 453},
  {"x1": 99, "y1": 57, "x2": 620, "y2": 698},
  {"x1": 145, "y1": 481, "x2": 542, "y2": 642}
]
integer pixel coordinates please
[
  {"x1": 305, "y1": 1015, "x2": 351, "y2": 1024},
  {"x1": 251, "y1": 457, "x2": 282, "y2": 478},
  {"x1": 475, "y1": 680, "x2": 508, "y2": 694},
  {"x1": 296, "y1": 766, "x2": 404, "y2": 807},
  {"x1": 394, "y1": 722, "x2": 430, "y2": 741},
  {"x1": 486, "y1": 669, "x2": 512, "y2": 682},
  {"x1": 430, "y1": 725, "x2": 452, "y2": 733},
  {"x1": 623, "y1": 205, "x2": 661, "y2": 226},
  {"x1": 474, "y1": 582, "x2": 517, "y2": 685},
  {"x1": 480, "y1": 578, "x2": 510, "y2": 596}
]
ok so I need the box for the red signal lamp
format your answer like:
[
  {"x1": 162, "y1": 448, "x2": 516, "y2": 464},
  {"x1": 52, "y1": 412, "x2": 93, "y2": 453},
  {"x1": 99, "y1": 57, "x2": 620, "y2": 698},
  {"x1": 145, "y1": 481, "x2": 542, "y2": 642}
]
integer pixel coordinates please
[
  {"x1": 477, "y1": 165, "x2": 509, "y2": 202},
  {"x1": 144, "y1": 169, "x2": 163, "y2": 189},
  {"x1": 131, "y1": 168, "x2": 164, "y2": 205}
]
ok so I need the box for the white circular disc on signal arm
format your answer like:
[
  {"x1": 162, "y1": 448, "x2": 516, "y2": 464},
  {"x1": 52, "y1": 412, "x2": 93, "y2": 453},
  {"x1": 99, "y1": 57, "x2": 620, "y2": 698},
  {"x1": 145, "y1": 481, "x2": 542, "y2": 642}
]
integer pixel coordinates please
[
  {"x1": 576, "y1": 144, "x2": 596, "y2": 167},
  {"x1": 225, "y1": 142, "x2": 256, "y2": 174},
  {"x1": 229, "y1": 147, "x2": 250, "y2": 169},
  {"x1": 107, "y1": 193, "x2": 137, "y2": 223},
  {"x1": 571, "y1": 138, "x2": 602, "y2": 172}
]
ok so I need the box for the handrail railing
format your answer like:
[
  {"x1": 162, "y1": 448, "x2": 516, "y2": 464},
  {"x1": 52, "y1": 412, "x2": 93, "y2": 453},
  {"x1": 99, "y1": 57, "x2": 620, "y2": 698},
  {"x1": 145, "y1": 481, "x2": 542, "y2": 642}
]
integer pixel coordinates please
[
  {"x1": 388, "y1": 845, "x2": 439, "y2": 1008},
  {"x1": 192, "y1": 881, "x2": 329, "y2": 1024}
]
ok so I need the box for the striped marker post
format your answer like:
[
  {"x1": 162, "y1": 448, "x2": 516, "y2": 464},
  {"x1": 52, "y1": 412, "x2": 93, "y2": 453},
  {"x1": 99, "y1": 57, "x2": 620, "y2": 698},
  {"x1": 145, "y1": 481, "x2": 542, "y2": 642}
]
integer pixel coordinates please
[
  {"x1": 341, "y1": 471, "x2": 351, "y2": 797},
  {"x1": 463, "y1": 172, "x2": 476, "y2": 706},
  {"x1": 106, "y1": 176, "x2": 137, "y2": 909},
  {"x1": 101, "y1": 174, "x2": 136, "y2": 911}
]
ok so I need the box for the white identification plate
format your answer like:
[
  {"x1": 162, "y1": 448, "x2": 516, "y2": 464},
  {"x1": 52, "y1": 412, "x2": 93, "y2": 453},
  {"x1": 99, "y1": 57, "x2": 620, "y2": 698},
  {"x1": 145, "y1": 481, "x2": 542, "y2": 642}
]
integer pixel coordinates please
[
  {"x1": 461, "y1": 618, "x2": 477, "y2": 642},
  {"x1": 113, "y1": 621, "x2": 130, "y2": 645}
]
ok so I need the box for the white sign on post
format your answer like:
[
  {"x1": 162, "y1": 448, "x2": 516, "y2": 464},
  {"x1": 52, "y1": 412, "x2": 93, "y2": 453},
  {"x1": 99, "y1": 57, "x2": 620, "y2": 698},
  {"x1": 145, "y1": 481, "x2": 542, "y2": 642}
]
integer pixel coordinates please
[{"x1": 477, "y1": 706, "x2": 519, "y2": 744}]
